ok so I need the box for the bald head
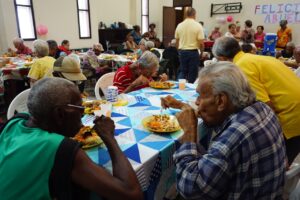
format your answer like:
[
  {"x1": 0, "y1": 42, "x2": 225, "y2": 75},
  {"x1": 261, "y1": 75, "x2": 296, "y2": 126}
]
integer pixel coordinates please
[{"x1": 27, "y1": 78, "x2": 80, "y2": 121}]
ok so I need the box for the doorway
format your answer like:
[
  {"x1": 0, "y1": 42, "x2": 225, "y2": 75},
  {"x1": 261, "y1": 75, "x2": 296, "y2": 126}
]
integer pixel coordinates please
[{"x1": 162, "y1": 7, "x2": 190, "y2": 47}]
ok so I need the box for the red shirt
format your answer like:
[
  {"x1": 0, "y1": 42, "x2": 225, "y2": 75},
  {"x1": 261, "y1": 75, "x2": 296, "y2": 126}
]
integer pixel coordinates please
[
  {"x1": 113, "y1": 64, "x2": 150, "y2": 93},
  {"x1": 16, "y1": 45, "x2": 32, "y2": 55},
  {"x1": 58, "y1": 46, "x2": 71, "y2": 55}
]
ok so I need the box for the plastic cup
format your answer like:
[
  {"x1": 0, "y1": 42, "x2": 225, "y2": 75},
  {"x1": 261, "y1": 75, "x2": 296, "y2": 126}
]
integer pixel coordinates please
[{"x1": 179, "y1": 79, "x2": 186, "y2": 90}]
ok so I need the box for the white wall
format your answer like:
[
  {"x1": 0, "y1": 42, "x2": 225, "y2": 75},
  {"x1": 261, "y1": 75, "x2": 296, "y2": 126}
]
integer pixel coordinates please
[
  {"x1": 149, "y1": 0, "x2": 300, "y2": 45},
  {"x1": 0, "y1": 0, "x2": 136, "y2": 52},
  {"x1": 1, "y1": 0, "x2": 299, "y2": 53}
]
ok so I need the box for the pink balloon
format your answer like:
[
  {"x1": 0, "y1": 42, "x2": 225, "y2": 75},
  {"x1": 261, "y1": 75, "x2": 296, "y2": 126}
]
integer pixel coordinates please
[
  {"x1": 227, "y1": 16, "x2": 234, "y2": 23},
  {"x1": 37, "y1": 25, "x2": 48, "y2": 36}
]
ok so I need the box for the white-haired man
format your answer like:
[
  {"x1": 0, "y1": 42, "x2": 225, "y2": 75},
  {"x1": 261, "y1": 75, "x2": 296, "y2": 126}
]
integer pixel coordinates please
[
  {"x1": 8, "y1": 37, "x2": 32, "y2": 55},
  {"x1": 162, "y1": 62, "x2": 286, "y2": 199}
]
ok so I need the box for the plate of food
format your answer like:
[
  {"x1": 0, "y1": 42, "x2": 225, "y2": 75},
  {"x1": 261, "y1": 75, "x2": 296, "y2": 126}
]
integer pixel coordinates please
[
  {"x1": 82, "y1": 100, "x2": 107, "y2": 115},
  {"x1": 142, "y1": 114, "x2": 181, "y2": 133},
  {"x1": 149, "y1": 81, "x2": 175, "y2": 89},
  {"x1": 73, "y1": 126, "x2": 103, "y2": 149}
]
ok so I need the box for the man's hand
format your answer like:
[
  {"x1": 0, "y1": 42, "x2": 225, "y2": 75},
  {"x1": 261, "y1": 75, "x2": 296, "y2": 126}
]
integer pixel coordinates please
[
  {"x1": 161, "y1": 95, "x2": 186, "y2": 109},
  {"x1": 176, "y1": 107, "x2": 198, "y2": 143},
  {"x1": 93, "y1": 116, "x2": 115, "y2": 141}
]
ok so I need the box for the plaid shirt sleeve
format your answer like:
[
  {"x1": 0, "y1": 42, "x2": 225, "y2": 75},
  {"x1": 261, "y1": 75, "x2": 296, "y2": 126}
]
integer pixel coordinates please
[{"x1": 173, "y1": 142, "x2": 232, "y2": 200}]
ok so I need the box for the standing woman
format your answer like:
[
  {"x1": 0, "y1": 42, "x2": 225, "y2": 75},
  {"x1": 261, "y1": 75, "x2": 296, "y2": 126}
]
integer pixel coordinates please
[{"x1": 277, "y1": 20, "x2": 292, "y2": 49}]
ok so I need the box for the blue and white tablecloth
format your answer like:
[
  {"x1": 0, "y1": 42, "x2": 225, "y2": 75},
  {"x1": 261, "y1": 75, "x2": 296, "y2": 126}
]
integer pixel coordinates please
[{"x1": 82, "y1": 83, "x2": 198, "y2": 200}]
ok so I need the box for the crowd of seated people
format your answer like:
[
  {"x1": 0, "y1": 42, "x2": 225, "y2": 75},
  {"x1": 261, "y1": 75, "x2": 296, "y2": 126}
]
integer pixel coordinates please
[{"x1": 2, "y1": 11, "x2": 300, "y2": 200}]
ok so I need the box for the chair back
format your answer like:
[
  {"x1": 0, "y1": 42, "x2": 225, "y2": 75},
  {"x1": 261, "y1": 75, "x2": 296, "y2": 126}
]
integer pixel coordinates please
[
  {"x1": 284, "y1": 163, "x2": 300, "y2": 199},
  {"x1": 7, "y1": 89, "x2": 30, "y2": 119},
  {"x1": 94, "y1": 72, "x2": 115, "y2": 100}
]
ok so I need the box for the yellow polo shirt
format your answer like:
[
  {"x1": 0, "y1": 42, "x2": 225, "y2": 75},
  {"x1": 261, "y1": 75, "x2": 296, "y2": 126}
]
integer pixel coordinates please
[
  {"x1": 233, "y1": 51, "x2": 300, "y2": 139},
  {"x1": 28, "y1": 56, "x2": 55, "y2": 81},
  {"x1": 175, "y1": 18, "x2": 204, "y2": 50}
]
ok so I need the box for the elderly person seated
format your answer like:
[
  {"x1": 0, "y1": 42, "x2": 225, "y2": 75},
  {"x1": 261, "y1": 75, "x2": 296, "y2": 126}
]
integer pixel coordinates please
[
  {"x1": 58, "y1": 40, "x2": 71, "y2": 56},
  {"x1": 28, "y1": 39, "x2": 55, "y2": 86},
  {"x1": 224, "y1": 23, "x2": 236, "y2": 38},
  {"x1": 47, "y1": 40, "x2": 62, "y2": 59},
  {"x1": 163, "y1": 39, "x2": 179, "y2": 80},
  {"x1": 92, "y1": 43, "x2": 104, "y2": 56},
  {"x1": 82, "y1": 44, "x2": 110, "y2": 79},
  {"x1": 208, "y1": 26, "x2": 222, "y2": 41},
  {"x1": 0, "y1": 78, "x2": 143, "y2": 199},
  {"x1": 213, "y1": 36, "x2": 300, "y2": 164},
  {"x1": 162, "y1": 62, "x2": 286, "y2": 199},
  {"x1": 53, "y1": 56, "x2": 87, "y2": 93},
  {"x1": 125, "y1": 36, "x2": 138, "y2": 51},
  {"x1": 8, "y1": 37, "x2": 32, "y2": 55},
  {"x1": 113, "y1": 51, "x2": 164, "y2": 93},
  {"x1": 276, "y1": 42, "x2": 295, "y2": 59},
  {"x1": 284, "y1": 45, "x2": 300, "y2": 70},
  {"x1": 127, "y1": 25, "x2": 142, "y2": 45}
]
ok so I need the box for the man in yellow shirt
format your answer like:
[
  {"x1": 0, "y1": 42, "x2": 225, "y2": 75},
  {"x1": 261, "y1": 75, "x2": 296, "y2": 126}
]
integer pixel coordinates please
[
  {"x1": 175, "y1": 7, "x2": 204, "y2": 83},
  {"x1": 212, "y1": 36, "x2": 300, "y2": 164},
  {"x1": 28, "y1": 39, "x2": 55, "y2": 86}
]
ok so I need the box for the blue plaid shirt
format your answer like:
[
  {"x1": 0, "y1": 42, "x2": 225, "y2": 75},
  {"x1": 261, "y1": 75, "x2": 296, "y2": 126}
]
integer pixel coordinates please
[{"x1": 173, "y1": 101, "x2": 287, "y2": 200}]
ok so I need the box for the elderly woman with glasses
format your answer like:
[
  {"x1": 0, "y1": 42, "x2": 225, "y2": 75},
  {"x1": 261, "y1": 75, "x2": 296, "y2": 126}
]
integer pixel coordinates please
[
  {"x1": 28, "y1": 39, "x2": 56, "y2": 86},
  {"x1": 113, "y1": 51, "x2": 163, "y2": 93}
]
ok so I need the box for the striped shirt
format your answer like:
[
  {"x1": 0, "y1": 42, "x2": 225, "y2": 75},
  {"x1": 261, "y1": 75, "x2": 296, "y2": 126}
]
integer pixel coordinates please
[
  {"x1": 173, "y1": 101, "x2": 287, "y2": 200},
  {"x1": 113, "y1": 64, "x2": 150, "y2": 93}
]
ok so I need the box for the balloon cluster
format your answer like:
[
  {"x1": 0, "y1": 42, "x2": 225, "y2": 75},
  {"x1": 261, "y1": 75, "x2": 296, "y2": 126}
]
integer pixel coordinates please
[{"x1": 216, "y1": 15, "x2": 234, "y2": 24}]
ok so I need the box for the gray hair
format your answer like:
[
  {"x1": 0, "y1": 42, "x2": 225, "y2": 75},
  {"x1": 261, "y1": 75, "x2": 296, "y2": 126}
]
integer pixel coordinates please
[
  {"x1": 199, "y1": 61, "x2": 256, "y2": 109},
  {"x1": 27, "y1": 77, "x2": 78, "y2": 120},
  {"x1": 145, "y1": 41, "x2": 155, "y2": 50},
  {"x1": 212, "y1": 37, "x2": 241, "y2": 59},
  {"x1": 286, "y1": 42, "x2": 295, "y2": 48},
  {"x1": 13, "y1": 37, "x2": 24, "y2": 45},
  {"x1": 33, "y1": 39, "x2": 49, "y2": 57},
  {"x1": 137, "y1": 51, "x2": 159, "y2": 68},
  {"x1": 139, "y1": 38, "x2": 147, "y2": 45}
]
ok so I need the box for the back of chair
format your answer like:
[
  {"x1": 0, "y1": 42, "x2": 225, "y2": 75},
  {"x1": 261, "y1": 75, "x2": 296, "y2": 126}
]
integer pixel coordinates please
[
  {"x1": 284, "y1": 163, "x2": 300, "y2": 199},
  {"x1": 7, "y1": 89, "x2": 31, "y2": 120},
  {"x1": 94, "y1": 72, "x2": 115, "y2": 100}
]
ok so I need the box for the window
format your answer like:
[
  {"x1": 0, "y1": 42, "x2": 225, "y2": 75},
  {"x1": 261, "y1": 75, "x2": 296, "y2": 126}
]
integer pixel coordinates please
[
  {"x1": 14, "y1": 0, "x2": 36, "y2": 40},
  {"x1": 141, "y1": 0, "x2": 149, "y2": 34},
  {"x1": 77, "y1": 0, "x2": 91, "y2": 39}
]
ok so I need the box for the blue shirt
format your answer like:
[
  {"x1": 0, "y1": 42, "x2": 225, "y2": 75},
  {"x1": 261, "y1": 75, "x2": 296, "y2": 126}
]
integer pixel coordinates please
[{"x1": 173, "y1": 101, "x2": 287, "y2": 200}]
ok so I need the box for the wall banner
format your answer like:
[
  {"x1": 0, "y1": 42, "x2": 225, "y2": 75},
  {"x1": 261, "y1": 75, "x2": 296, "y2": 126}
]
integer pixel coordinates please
[{"x1": 255, "y1": 3, "x2": 300, "y2": 24}]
